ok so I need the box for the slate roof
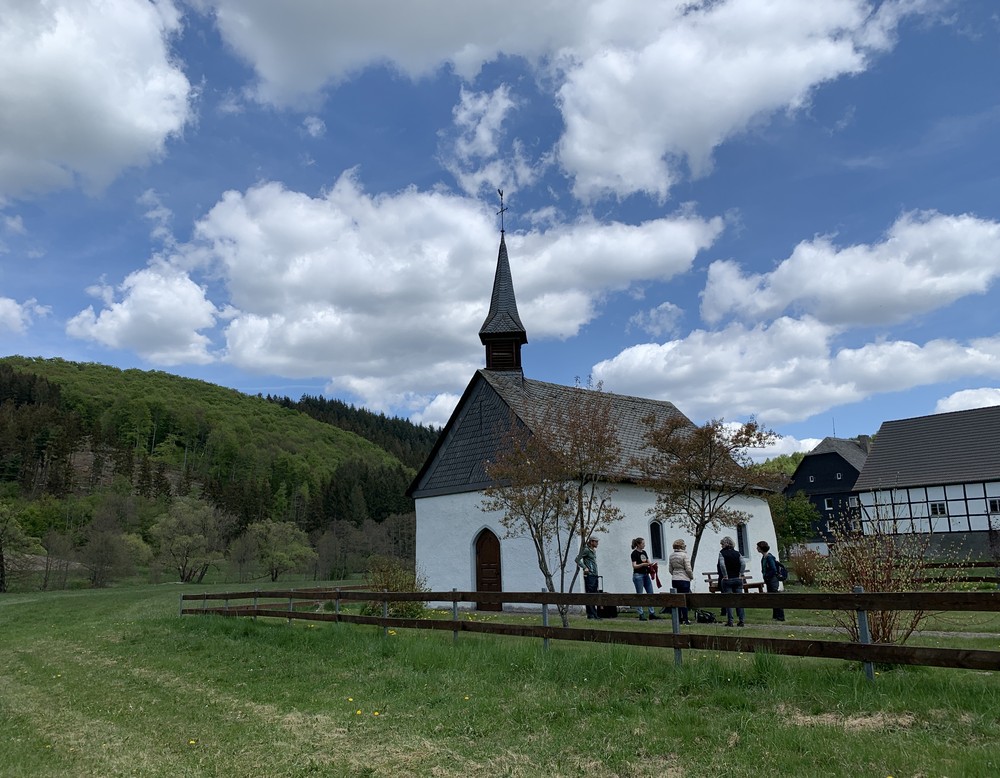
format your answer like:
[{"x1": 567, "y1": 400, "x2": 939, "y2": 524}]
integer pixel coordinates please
[
  {"x1": 853, "y1": 405, "x2": 1000, "y2": 491},
  {"x1": 805, "y1": 437, "x2": 869, "y2": 472},
  {"x1": 478, "y1": 234, "x2": 527, "y2": 343},
  {"x1": 408, "y1": 370, "x2": 694, "y2": 498},
  {"x1": 481, "y1": 370, "x2": 692, "y2": 479}
]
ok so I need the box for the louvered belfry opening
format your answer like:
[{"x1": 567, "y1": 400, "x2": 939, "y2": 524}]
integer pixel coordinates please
[{"x1": 486, "y1": 340, "x2": 521, "y2": 371}]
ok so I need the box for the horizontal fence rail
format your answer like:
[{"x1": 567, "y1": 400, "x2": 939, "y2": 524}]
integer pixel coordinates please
[{"x1": 180, "y1": 589, "x2": 1000, "y2": 676}]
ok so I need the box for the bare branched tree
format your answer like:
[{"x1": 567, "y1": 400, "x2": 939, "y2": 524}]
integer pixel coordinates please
[
  {"x1": 636, "y1": 416, "x2": 780, "y2": 570},
  {"x1": 482, "y1": 382, "x2": 624, "y2": 626}
]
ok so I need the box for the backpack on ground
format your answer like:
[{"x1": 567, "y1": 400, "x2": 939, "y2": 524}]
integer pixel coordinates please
[{"x1": 695, "y1": 609, "x2": 717, "y2": 624}]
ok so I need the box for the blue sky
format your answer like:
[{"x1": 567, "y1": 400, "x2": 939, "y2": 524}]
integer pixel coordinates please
[{"x1": 2, "y1": 0, "x2": 1000, "y2": 457}]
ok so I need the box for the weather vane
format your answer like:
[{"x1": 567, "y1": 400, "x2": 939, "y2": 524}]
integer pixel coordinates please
[{"x1": 497, "y1": 188, "x2": 507, "y2": 234}]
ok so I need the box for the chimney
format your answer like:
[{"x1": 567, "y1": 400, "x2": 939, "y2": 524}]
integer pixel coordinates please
[{"x1": 857, "y1": 434, "x2": 872, "y2": 453}]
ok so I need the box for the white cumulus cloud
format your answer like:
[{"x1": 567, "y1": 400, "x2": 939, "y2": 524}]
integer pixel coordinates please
[
  {"x1": 0, "y1": 0, "x2": 193, "y2": 200},
  {"x1": 66, "y1": 264, "x2": 218, "y2": 365},
  {"x1": 198, "y1": 0, "x2": 933, "y2": 201},
  {"x1": 0, "y1": 297, "x2": 49, "y2": 334},
  {"x1": 67, "y1": 172, "x2": 720, "y2": 416},
  {"x1": 701, "y1": 211, "x2": 1000, "y2": 326},
  {"x1": 934, "y1": 388, "x2": 1000, "y2": 414},
  {"x1": 593, "y1": 316, "x2": 1000, "y2": 425}
]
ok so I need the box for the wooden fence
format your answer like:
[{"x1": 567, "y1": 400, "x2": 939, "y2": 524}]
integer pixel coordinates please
[
  {"x1": 180, "y1": 588, "x2": 1000, "y2": 677},
  {"x1": 918, "y1": 560, "x2": 1000, "y2": 586}
]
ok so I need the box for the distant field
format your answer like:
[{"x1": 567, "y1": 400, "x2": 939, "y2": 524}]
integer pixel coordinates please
[{"x1": 2, "y1": 583, "x2": 999, "y2": 777}]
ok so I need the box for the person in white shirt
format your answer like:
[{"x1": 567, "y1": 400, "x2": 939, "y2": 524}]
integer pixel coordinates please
[{"x1": 667, "y1": 539, "x2": 694, "y2": 625}]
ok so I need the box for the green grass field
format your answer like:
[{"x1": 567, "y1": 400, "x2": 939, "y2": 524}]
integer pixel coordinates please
[{"x1": 2, "y1": 583, "x2": 999, "y2": 777}]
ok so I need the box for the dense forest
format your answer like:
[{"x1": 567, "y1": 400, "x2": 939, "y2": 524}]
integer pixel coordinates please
[
  {"x1": 266, "y1": 394, "x2": 439, "y2": 471},
  {"x1": 0, "y1": 356, "x2": 440, "y2": 590}
]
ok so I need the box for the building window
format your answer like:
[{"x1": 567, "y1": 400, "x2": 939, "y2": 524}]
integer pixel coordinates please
[
  {"x1": 649, "y1": 520, "x2": 664, "y2": 559},
  {"x1": 836, "y1": 472, "x2": 843, "y2": 480},
  {"x1": 737, "y1": 523, "x2": 749, "y2": 556},
  {"x1": 990, "y1": 498, "x2": 1000, "y2": 514},
  {"x1": 808, "y1": 475, "x2": 815, "y2": 483},
  {"x1": 930, "y1": 502, "x2": 947, "y2": 517},
  {"x1": 848, "y1": 496, "x2": 859, "y2": 508},
  {"x1": 824, "y1": 498, "x2": 834, "y2": 511}
]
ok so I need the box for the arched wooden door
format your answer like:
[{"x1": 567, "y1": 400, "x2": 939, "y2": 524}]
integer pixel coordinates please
[{"x1": 475, "y1": 528, "x2": 502, "y2": 611}]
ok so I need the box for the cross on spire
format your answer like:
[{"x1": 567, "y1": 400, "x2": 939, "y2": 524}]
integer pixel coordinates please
[{"x1": 497, "y1": 188, "x2": 507, "y2": 234}]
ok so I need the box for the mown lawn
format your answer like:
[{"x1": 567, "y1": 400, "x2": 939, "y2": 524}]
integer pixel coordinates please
[{"x1": 2, "y1": 583, "x2": 999, "y2": 777}]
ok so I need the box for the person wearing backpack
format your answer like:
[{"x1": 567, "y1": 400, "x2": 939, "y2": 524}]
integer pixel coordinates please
[{"x1": 756, "y1": 540, "x2": 785, "y2": 622}]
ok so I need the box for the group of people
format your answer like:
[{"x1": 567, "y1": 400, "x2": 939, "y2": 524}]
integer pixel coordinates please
[{"x1": 575, "y1": 534, "x2": 785, "y2": 624}]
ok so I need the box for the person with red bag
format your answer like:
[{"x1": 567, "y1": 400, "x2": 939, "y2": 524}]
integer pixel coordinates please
[{"x1": 630, "y1": 537, "x2": 661, "y2": 621}]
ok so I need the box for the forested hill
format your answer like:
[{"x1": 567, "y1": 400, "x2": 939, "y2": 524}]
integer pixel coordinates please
[
  {"x1": 267, "y1": 394, "x2": 438, "y2": 470},
  {"x1": 0, "y1": 356, "x2": 434, "y2": 532}
]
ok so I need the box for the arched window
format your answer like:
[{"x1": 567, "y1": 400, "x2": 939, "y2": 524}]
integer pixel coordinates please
[
  {"x1": 649, "y1": 520, "x2": 664, "y2": 559},
  {"x1": 736, "y1": 523, "x2": 749, "y2": 557}
]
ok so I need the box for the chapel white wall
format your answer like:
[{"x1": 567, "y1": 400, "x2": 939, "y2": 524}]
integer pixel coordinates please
[{"x1": 415, "y1": 483, "x2": 777, "y2": 606}]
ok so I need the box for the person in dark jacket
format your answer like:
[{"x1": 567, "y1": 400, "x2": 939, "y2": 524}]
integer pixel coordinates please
[
  {"x1": 757, "y1": 540, "x2": 785, "y2": 621},
  {"x1": 717, "y1": 536, "x2": 745, "y2": 627},
  {"x1": 575, "y1": 537, "x2": 601, "y2": 620}
]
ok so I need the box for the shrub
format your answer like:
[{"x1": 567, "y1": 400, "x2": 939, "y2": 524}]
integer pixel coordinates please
[
  {"x1": 820, "y1": 517, "x2": 968, "y2": 644},
  {"x1": 787, "y1": 549, "x2": 824, "y2": 586},
  {"x1": 359, "y1": 555, "x2": 428, "y2": 619}
]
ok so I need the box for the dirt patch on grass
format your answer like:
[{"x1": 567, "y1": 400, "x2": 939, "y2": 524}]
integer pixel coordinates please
[{"x1": 787, "y1": 709, "x2": 915, "y2": 732}]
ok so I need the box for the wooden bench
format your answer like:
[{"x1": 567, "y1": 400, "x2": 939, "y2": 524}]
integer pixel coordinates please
[{"x1": 702, "y1": 571, "x2": 765, "y2": 594}]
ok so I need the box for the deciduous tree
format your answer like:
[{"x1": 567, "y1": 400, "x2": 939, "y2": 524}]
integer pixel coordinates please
[
  {"x1": 767, "y1": 490, "x2": 820, "y2": 554},
  {"x1": 482, "y1": 382, "x2": 624, "y2": 626},
  {"x1": 150, "y1": 496, "x2": 229, "y2": 583},
  {"x1": 0, "y1": 501, "x2": 43, "y2": 593},
  {"x1": 246, "y1": 519, "x2": 317, "y2": 582},
  {"x1": 637, "y1": 417, "x2": 780, "y2": 570}
]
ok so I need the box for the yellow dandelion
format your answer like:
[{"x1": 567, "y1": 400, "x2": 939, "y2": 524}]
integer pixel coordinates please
[
  {"x1": 356, "y1": 710, "x2": 362, "y2": 715},
  {"x1": 188, "y1": 739, "x2": 198, "y2": 745},
  {"x1": 373, "y1": 711, "x2": 380, "y2": 716},
  {"x1": 464, "y1": 696, "x2": 469, "y2": 700},
  {"x1": 348, "y1": 697, "x2": 353, "y2": 702}
]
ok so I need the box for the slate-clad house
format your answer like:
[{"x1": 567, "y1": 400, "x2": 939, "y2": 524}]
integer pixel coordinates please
[
  {"x1": 852, "y1": 406, "x2": 1000, "y2": 557},
  {"x1": 785, "y1": 436, "x2": 871, "y2": 548},
  {"x1": 409, "y1": 230, "x2": 777, "y2": 607}
]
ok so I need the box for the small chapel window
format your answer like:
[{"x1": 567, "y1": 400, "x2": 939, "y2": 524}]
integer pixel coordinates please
[{"x1": 649, "y1": 520, "x2": 664, "y2": 559}]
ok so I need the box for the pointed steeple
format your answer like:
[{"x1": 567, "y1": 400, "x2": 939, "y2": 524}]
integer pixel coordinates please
[{"x1": 479, "y1": 232, "x2": 527, "y2": 371}]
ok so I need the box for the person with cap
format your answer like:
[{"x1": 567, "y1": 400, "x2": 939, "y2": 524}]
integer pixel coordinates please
[{"x1": 575, "y1": 537, "x2": 602, "y2": 620}]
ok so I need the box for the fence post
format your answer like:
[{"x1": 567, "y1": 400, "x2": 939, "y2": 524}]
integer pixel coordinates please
[
  {"x1": 541, "y1": 589, "x2": 549, "y2": 652},
  {"x1": 287, "y1": 591, "x2": 294, "y2": 625},
  {"x1": 224, "y1": 597, "x2": 229, "y2": 615},
  {"x1": 670, "y1": 587, "x2": 682, "y2": 667},
  {"x1": 335, "y1": 588, "x2": 341, "y2": 621},
  {"x1": 854, "y1": 585, "x2": 875, "y2": 682},
  {"x1": 178, "y1": 593, "x2": 183, "y2": 617},
  {"x1": 452, "y1": 588, "x2": 459, "y2": 643},
  {"x1": 253, "y1": 590, "x2": 259, "y2": 622},
  {"x1": 383, "y1": 589, "x2": 389, "y2": 638}
]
